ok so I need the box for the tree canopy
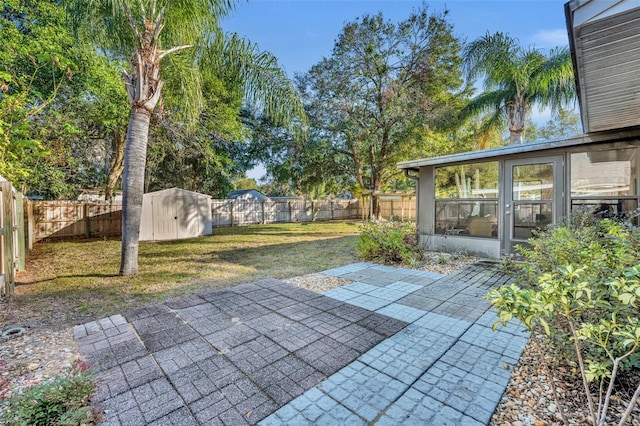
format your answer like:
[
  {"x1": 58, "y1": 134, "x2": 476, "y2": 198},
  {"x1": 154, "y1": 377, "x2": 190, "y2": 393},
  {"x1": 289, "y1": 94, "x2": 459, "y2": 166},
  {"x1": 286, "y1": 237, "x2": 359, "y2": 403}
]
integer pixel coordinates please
[
  {"x1": 264, "y1": 6, "x2": 468, "y2": 209},
  {"x1": 0, "y1": 0, "x2": 75, "y2": 183},
  {"x1": 461, "y1": 32, "x2": 576, "y2": 145}
]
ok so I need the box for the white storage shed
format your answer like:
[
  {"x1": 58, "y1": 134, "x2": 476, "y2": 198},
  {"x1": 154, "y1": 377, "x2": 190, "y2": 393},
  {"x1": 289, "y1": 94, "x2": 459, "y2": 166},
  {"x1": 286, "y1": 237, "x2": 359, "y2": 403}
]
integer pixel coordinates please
[{"x1": 139, "y1": 188, "x2": 212, "y2": 241}]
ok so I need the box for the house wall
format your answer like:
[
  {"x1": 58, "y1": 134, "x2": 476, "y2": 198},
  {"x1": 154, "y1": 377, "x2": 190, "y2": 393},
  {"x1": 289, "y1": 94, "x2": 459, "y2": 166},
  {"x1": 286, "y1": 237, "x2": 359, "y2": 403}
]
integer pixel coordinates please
[{"x1": 424, "y1": 235, "x2": 501, "y2": 259}]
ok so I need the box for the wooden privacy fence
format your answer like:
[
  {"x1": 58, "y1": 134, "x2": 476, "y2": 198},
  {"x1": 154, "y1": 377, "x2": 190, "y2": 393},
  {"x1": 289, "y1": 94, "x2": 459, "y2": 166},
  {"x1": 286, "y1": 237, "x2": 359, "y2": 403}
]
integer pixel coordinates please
[
  {"x1": 31, "y1": 193, "x2": 415, "y2": 241},
  {"x1": 0, "y1": 178, "x2": 28, "y2": 297},
  {"x1": 32, "y1": 201, "x2": 122, "y2": 241},
  {"x1": 374, "y1": 192, "x2": 416, "y2": 221}
]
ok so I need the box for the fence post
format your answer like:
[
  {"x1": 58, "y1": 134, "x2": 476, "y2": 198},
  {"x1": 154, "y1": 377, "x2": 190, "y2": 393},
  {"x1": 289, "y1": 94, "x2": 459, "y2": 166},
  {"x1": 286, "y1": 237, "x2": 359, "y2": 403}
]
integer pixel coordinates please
[
  {"x1": 311, "y1": 201, "x2": 315, "y2": 221},
  {"x1": 84, "y1": 203, "x2": 91, "y2": 237},
  {"x1": 330, "y1": 200, "x2": 334, "y2": 220},
  {"x1": 24, "y1": 198, "x2": 33, "y2": 251},
  {"x1": 261, "y1": 201, "x2": 265, "y2": 224},
  {"x1": 230, "y1": 200, "x2": 234, "y2": 227},
  {"x1": 1, "y1": 181, "x2": 15, "y2": 296},
  {"x1": 288, "y1": 201, "x2": 292, "y2": 222},
  {"x1": 16, "y1": 192, "x2": 25, "y2": 271}
]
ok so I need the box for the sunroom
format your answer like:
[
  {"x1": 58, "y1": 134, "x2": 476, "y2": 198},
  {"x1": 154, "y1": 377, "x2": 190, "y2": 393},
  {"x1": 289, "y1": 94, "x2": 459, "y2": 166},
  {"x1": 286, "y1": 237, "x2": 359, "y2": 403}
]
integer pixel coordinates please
[
  {"x1": 398, "y1": 131, "x2": 640, "y2": 259},
  {"x1": 397, "y1": 0, "x2": 640, "y2": 258}
]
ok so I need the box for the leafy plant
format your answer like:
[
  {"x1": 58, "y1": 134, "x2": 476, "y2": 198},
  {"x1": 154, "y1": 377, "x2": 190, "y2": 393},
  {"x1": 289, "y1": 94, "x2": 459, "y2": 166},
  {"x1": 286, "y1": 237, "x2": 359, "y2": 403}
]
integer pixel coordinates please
[
  {"x1": 2, "y1": 359, "x2": 101, "y2": 426},
  {"x1": 357, "y1": 220, "x2": 423, "y2": 265},
  {"x1": 489, "y1": 214, "x2": 640, "y2": 426}
]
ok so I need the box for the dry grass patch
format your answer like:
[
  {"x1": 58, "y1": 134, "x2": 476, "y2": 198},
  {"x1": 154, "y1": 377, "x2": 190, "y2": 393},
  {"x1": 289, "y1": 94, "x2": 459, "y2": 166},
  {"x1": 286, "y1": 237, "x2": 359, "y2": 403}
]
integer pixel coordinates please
[{"x1": 3, "y1": 221, "x2": 361, "y2": 329}]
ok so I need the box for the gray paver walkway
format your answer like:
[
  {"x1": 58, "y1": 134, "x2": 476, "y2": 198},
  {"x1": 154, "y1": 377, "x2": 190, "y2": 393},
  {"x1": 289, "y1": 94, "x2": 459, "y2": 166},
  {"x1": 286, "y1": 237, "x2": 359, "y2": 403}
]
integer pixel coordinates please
[
  {"x1": 76, "y1": 262, "x2": 529, "y2": 425},
  {"x1": 260, "y1": 262, "x2": 528, "y2": 425}
]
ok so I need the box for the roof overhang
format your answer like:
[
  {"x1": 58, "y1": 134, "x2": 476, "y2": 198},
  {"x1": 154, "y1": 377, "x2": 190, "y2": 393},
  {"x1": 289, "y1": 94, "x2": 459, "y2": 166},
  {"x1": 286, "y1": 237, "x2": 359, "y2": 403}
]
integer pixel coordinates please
[
  {"x1": 397, "y1": 127, "x2": 640, "y2": 169},
  {"x1": 566, "y1": 0, "x2": 640, "y2": 133}
]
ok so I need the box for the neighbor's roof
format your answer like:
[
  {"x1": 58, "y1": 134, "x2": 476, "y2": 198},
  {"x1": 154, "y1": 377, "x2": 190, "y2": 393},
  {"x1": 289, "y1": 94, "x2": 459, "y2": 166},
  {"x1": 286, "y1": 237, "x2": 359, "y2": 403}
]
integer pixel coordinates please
[
  {"x1": 566, "y1": 0, "x2": 640, "y2": 133},
  {"x1": 397, "y1": 127, "x2": 640, "y2": 169},
  {"x1": 228, "y1": 189, "x2": 270, "y2": 201}
]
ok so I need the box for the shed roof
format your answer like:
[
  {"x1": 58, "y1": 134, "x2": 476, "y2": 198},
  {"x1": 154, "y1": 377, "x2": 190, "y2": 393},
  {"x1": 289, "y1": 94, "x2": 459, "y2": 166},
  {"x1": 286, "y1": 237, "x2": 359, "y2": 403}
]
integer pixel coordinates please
[
  {"x1": 397, "y1": 127, "x2": 640, "y2": 170},
  {"x1": 145, "y1": 187, "x2": 211, "y2": 198},
  {"x1": 566, "y1": 0, "x2": 640, "y2": 133}
]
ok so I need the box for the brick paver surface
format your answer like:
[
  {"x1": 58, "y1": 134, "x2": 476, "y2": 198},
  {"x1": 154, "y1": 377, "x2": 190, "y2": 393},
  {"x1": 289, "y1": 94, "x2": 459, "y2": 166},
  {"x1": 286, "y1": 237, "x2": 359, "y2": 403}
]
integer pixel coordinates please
[
  {"x1": 76, "y1": 278, "x2": 407, "y2": 425},
  {"x1": 77, "y1": 262, "x2": 529, "y2": 425},
  {"x1": 261, "y1": 262, "x2": 529, "y2": 425}
]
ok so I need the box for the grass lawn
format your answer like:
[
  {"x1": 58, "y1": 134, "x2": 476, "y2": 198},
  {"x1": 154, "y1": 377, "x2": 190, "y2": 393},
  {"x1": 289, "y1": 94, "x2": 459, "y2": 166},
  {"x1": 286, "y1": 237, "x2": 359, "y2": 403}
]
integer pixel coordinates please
[{"x1": 4, "y1": 221, "x2": 361, "y2": 329}]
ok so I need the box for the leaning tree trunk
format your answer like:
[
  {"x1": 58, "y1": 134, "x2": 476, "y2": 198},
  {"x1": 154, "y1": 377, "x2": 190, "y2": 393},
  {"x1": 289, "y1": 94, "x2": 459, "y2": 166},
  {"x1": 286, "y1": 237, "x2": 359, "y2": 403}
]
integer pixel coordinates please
[
  {"x1": 105, "y1": 131, "x2": 125, "y2": 202},
  {"x1": 120, "y1": 108, "x2": 151, "y2": 275}
]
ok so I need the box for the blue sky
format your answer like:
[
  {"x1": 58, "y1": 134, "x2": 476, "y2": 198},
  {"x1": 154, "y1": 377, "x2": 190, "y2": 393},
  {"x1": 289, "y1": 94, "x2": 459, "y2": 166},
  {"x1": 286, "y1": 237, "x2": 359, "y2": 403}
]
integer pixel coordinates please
[
  {"x1": 221, "y1": 0, "x2": 571, "y2": 179},
  {"x1": 221, "y1": 0, "x2": 570, "y2": 77}
]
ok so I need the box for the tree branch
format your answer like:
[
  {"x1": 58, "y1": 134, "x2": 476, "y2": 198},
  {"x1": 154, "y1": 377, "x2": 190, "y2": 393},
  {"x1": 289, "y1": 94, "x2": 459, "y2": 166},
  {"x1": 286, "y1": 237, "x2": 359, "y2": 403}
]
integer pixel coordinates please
[
  {"x1": 121, "y1": 70, "x2": 135, "y2": 104},
  {"x1": 157, "y1": 45, "x2": 193, "y2": 60},
  {"x1": 120, "y1": 0, "x2": 142, "y2": 47},
  {"x1": 151, "y1": 8, "x2": 165, "y2": 45},
  {"x1": 617, "y1": 380, "x2": 640, "y2": 426}
]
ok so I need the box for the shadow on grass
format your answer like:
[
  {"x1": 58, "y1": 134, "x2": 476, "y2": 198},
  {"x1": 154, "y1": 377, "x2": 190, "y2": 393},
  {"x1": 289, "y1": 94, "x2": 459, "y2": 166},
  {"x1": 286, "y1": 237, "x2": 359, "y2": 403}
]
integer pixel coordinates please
[
  {"x1": 9, "y1": 234, "x2": 360, "y2": 328},
  {"x1": 139, "y1": 235, "x2": 359, "y2": 270},
  {"x1": 17, "y1": 273, "x2": 121, "y2": 286}
]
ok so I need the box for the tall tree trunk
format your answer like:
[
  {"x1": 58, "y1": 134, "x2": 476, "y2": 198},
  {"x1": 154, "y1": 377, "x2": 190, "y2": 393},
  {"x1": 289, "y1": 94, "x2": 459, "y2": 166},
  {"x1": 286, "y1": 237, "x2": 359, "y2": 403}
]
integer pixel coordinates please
[
  {"x1": 105, "y1": 131, "x2": 125, "y2": 202},
  {"x1": 120, "y1": 108, "x2": 150, "y2": 275},
  {"x1": 508, "y1": 98, "x2": 526, "y2": 145},
  {"x1": 372, "y1": 175, "x2": 383, "y2": 218},
  {"x1": 117, "y1": 15, "x2": 169, "y2": 275}
]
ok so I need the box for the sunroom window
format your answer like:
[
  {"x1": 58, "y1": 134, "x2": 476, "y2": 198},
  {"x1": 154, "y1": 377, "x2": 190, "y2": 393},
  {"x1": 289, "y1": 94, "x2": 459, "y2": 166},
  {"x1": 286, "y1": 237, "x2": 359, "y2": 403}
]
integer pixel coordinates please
[
  {"x1": 434, "y1": 162, "x2": 499, "y2": 238},
  {"x1": 570, "y1": 147, "x2": 639, "y2": 221}
]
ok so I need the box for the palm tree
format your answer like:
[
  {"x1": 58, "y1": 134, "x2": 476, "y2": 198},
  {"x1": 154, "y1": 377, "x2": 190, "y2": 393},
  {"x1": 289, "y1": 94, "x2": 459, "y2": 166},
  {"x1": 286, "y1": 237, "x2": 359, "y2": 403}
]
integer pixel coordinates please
[
  {"x1": 66, "y1": 1, "x2": 304, "y2": 275},
  {"x1": 462, "y1": 32, "x2": 576, "y2": 145}
]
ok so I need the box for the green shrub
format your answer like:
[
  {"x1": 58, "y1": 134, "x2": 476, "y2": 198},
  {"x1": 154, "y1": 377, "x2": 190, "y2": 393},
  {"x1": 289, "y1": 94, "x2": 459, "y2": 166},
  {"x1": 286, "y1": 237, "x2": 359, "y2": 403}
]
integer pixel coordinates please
[
  {"x1": 357, "y1": 220, "x2": 423, "y2": 265},
  {"x1": 489, "y1": 213, "x2": 640, "y2": 426},
  {"x1": 2, "y1": 359, "x2": 101, "y2": 426}
]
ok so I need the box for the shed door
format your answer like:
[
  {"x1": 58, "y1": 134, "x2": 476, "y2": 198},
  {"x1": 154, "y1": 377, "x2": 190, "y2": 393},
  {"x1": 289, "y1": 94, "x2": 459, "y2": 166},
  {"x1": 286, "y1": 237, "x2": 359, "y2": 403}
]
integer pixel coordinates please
[
  {"x1": 152, "y1": 196, "x2": 177, "y2": 240},
  {"x1": 176, "y1": 197, "x2": 199, "y2": 239},
  {"x1": 504, "y1": 156, "x2": 564, "y2": 254}
]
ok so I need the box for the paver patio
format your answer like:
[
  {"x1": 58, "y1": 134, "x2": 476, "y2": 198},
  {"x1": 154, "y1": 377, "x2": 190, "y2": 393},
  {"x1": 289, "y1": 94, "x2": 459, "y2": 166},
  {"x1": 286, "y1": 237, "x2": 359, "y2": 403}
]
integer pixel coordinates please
[{"x1": 76, "y1": 262, "x2": 529, "y2": 425}]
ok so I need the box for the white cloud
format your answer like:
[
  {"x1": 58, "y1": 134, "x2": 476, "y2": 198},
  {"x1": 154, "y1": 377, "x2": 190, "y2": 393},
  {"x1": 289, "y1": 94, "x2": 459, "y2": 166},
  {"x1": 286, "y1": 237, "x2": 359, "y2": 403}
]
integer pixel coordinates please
[{"x1": 531, "y1": 29, "x2": 569, "y2": 48}]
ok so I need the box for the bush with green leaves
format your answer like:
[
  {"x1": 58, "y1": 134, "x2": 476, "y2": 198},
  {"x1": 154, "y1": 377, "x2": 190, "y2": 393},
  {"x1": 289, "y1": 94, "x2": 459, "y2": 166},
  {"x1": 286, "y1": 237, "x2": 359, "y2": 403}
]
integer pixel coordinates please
[
  {"x1": 2, "y1": 359, "x2": 100, "y2": 426},
  {"x1": 489, "y1": 213, "x2": 640, "y2": 426},
  {"x1": 357, "y1": 220, "x2": 423, "y2": 265}
]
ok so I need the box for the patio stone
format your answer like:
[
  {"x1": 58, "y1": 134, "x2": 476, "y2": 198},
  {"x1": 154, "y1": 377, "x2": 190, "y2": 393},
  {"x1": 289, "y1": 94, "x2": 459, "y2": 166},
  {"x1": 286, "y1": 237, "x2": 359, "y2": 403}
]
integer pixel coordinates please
[{"x1": 77, "y1": 262, "x2": 526, "y2": 425}]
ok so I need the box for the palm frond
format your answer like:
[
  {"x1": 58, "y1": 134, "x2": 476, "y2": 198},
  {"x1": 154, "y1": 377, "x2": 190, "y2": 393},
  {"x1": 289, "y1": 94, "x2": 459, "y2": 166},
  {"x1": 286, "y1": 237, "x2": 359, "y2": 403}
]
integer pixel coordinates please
[
  {"x1": 65, "y1": 0, "x2": 137, "y2": 58},
  {"x1": 65, "y1": 0, "x2": 239, "y2": 57},
  {"x1": 531, "y1": 47, "x2": 576, "y2": 111},
  {"x1": 463, "y1": 32, "x2": 519, "y2": 87},
  {"x1": 160, "y1": 49, "x2": 203, "y2": 129},
  {"x1": 162, "y1": 0, "x2": 237, "y2": 48},
  {"x1": 459, "y1": 90, "x2": 509, "y2": 123},
  {"x1": 201, "y1": 32, "x2": 306, "y2": 131}
]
